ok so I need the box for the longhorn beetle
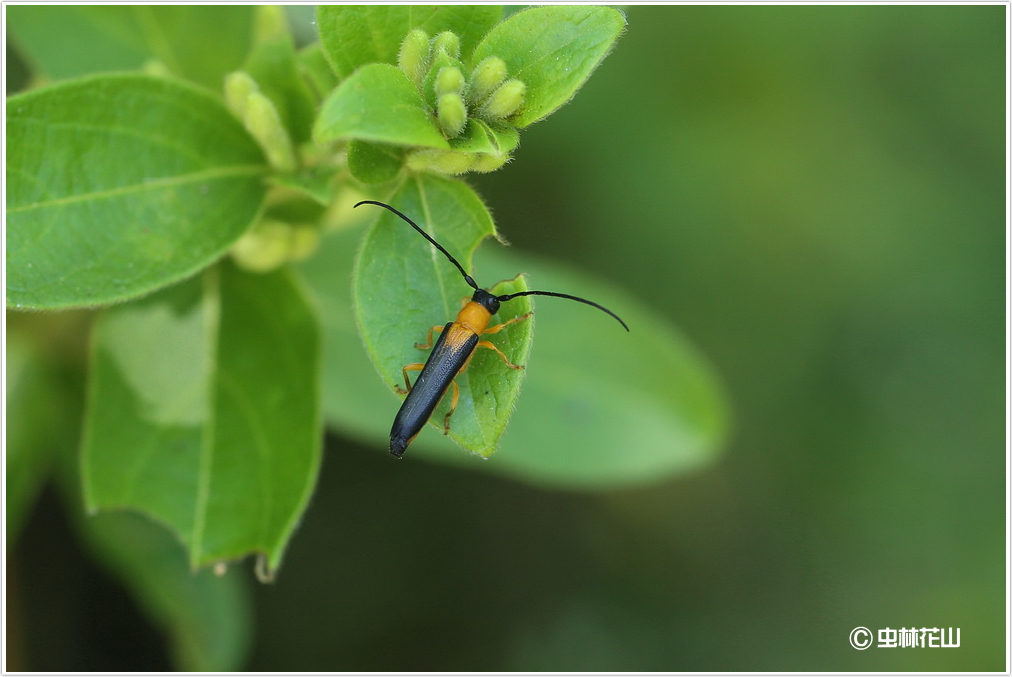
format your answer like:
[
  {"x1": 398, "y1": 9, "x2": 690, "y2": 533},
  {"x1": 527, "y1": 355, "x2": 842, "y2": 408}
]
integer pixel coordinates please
[{"x1": 355, "y1": 200, "x2": 629, "y2": 458}]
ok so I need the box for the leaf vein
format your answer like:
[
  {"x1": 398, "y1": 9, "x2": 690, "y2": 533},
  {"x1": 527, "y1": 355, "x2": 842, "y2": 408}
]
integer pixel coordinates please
[{"x1": 7, "y1": 164, "x2": 265, "y2": 214}]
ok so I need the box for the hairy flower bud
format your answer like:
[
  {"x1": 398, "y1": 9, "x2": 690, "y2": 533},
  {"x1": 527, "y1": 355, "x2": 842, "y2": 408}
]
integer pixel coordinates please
[
  {"x1": 244, "y1": 92, "x2": 297, "y2": 172},
  {"x1": 468, "y1": 56, "x2": 507, "y2": 104},
  {"x1": 435, "y1": 66, "x2": 465, "y2": 97},
  {"x1": 437, "y1": 92, "x2": 467, "y2": 138},
  {"x1": 431, "y1": 31, "x2": 460, "y2": 59},
  {"x1": 398, "y1": 28, "x2": 431, "y2": 87},
  {"x1": 224, "y1": 71, "x2": 258, "y2": 118},
  {"x1": 480, "y1": 79, "x2": 526, "y2": 120},
  {"x1": 231, "y1": 219, "x2": 292, "y2": 272},
  {"x1": 289, "y1": 225, "x2": 320, "y2": 261},
  {"x1": 407, "y1": 149, "x2": 476, "y2": 174},
  {"x1": 471, "y1": 152, "x2": 510, "y2": 173}
]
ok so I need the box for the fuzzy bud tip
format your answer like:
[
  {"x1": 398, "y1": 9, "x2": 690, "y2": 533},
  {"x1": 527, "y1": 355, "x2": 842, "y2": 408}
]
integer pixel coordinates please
[
  {"x1": 481, "y1": 79, "x2": 526, "y2": 120},
  {"x1": 398, "y1": 28, "x2": 431, "y2": 86},
  {"x1": 437, "y1": 92, "x2": 468, "y2": 138},
  {"x1": 431, "y1": 31, "x2": 460, "y2": 59},
  {"x1": 435, "y1": 66, "x2": 465, "y2": 97},
  {"x1": 469, "y1": 56, "x2": 508, "y2": 104}
]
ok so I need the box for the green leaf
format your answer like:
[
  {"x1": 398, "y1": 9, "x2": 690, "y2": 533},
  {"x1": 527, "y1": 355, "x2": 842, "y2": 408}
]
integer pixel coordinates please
[
  {"x1": 352, "y1": 175, "x2": 533, "y2": 457},
  {"x1": 266, "y1": 166, "x2": 339, "y2": 206},
  {"x1": 348, "y1": 140, "x2": 406, "y2": 184},
  {"x1": 243, "y1": 34, "x2": 317, "y2": 145},
  {"x1": 316, "y1": 5, "x2": 502, "y2": 79},
  {"x1": 7, "y1": 5, "x2": 255, "y2": 89},
  {"x1": 297, "y1": 42, "x2": 339, "y2": 103},
  {"x1": 297, "y1": 225, "x2": 398, "y2": 444},
  {"x1": 450, "y1": 118, "x2": 520, "y2": 155},
  {"x1": 73, "y1": 510, "x2": 252, "y2": 671},
  {"x1": 405, "y1": 120, "x2": 520, "y2": 174},
  {"x1": 300, "y1": 225, "x2": 728, "y2": 488},
  {"x1": 5, "y1": 332, "x2": 66, "y2": 546},
  {"x1": 313, "y1": 63, "x2": 448, "y2": 149},
  {"x1": 81, "y1": 262, "x2": 321, "y2": 576},
  {"x1": 6, "y1": 74, "x2": 268, "y2": 310},
  {"x1": 432, "y1": 248, "x2": 730, "y2": 488},
  {"x1": 471, "y1": 6, "x2": 626, "y2": 128}
]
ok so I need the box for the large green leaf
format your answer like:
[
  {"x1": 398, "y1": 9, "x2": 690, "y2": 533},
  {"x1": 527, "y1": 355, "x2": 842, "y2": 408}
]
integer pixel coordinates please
[
  {"x1": 81, "y1": 262, "x2": 321, "y2": 576},
  {"x1": 313, "y1": 63, "x2": 449, "y2": 149},
  {"x1": 6, "y1": 74, "x2": 268, "y2": 310},
  {"x1": 6, "y1": 5, "x2": 254, "y2": 89},
  {"x1": 352, "y1": 175, "x2": 533, "y2": 457},
  {"x1": 301, "y1": 200, "x2": 728, "y2": 486},
  {"x1": 471, "y1": 6, "x2": 626, "y2": 128},
  {"x1": 316, "y1": 5, "x2": 502, "y2": 79}
]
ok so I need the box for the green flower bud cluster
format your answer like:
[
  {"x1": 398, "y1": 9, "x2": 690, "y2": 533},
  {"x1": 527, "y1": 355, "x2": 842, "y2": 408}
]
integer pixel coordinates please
[
  {"x1": 394, "y1": 29, "x2": 529, "y2": 175},
  {"x1": 397, "y1": 29, "x2": 527, "y2": 140}
]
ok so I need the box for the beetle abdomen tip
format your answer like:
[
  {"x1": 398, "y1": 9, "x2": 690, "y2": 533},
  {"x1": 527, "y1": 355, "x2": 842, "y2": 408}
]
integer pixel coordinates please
[{"x1": 389, "y1": 437, "x2": 408, "y2": 458}]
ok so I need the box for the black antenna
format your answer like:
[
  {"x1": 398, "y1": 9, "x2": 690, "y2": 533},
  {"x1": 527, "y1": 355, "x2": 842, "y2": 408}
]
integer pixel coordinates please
[
  {"x1": 354, "y1": 200, "x2": 628, "y2": 331},
  {"x1": 498, "y1": 289, "x2": 629, "y2": 331},
  {"x1": 355, "y1": 200, "x2": 479, "y2": 290}
]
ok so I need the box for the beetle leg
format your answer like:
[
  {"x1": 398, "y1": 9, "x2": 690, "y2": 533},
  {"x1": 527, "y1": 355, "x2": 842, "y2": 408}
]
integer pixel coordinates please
[
  {"x1": 414, "y1": 325, "x2": 444, "y2": 350},
  {"x1": 396, "y1": 363, "x2": 425, "y2": 394},
  {"x1": 482, "y1": 311, "x2": 532, "y2": 336},
  {"x1": 442, "y1": 379, "x2": 460, "y2": 434},
  {"x1": 476, "y1": 340, "x2": 525, "y2": 370}
]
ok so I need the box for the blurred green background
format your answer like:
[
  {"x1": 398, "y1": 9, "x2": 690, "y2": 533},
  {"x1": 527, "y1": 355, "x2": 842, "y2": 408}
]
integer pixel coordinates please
[{"x1": 8, "y1": 5, "x2": 1005, "y2": 671}]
